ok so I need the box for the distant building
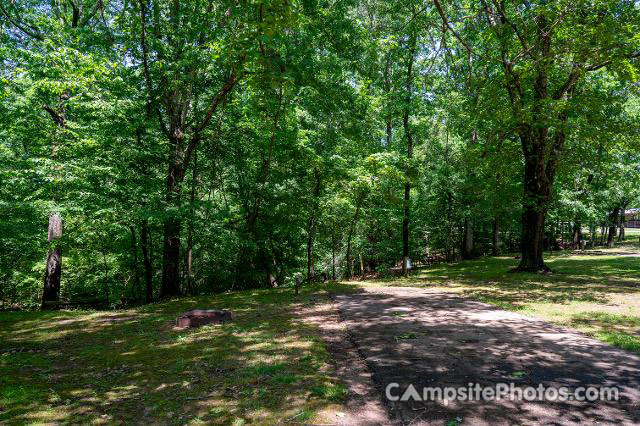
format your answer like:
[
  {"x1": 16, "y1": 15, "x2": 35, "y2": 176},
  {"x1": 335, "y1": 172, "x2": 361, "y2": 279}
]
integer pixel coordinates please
[{"x1": 624, "y1": 208, "x2": 640, "y2": 228}]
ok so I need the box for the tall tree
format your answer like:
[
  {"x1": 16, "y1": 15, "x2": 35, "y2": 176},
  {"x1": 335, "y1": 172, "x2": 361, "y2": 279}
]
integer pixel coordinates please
[
  {"x1": 130, "y1": 0, "x2": 291, "y2": 297},
  {"x1": 438, "y1": 0, "x2": 640, "y2": 271}
]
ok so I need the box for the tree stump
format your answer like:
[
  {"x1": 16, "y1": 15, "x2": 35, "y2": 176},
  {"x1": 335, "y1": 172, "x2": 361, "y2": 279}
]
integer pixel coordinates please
[{"x1": 176, "y1": 309, "x2": 232, "y2": 328}]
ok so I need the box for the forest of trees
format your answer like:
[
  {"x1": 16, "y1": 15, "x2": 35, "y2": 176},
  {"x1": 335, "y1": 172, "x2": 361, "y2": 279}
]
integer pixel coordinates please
[{"x1": 1, "y1": 0, "x2": 639, "y2": 308}]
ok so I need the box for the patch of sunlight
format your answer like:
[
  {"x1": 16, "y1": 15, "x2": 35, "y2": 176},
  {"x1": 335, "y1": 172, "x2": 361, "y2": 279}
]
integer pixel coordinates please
[
  {"x1": 273, "y1": 337, "x2": 312, "y2": 348},
  {"x1": 104, "y1": 384, "x2": 140, "y2": 401},
  {"x1": 69, "y1": 388, "x2": 95, "y2": 397},
  {"x1": 241, "y1": 342, "x2": 274, "y2": 351},
  {"x1": 467, "y1": 310, "x2": 522, "y2": 321},
  {"x1": 25, "y1": 405, "x2": 72, "y2": 422},
  {"x1": 155, "y1": 383, "x2": 179, "y2": 392}
]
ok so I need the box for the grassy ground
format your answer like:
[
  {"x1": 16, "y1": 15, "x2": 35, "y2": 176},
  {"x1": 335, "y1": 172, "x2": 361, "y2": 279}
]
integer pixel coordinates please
[
  {"x1": 3, "y1": 240, "x2": 639, "y2": 424},
  {"x1": 0, "y1": 284, "x2": 353, "y2": 425},
  {"x1": 358, "y1": 241, "x2": 640, "y2": 353}
]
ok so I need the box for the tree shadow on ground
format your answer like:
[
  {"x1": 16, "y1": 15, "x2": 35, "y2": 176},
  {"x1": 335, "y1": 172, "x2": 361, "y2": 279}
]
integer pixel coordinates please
[
  {"x1": 334, "y1": 287, "x2": 640, "y2": 425},
  {"x1": 389, "y1": 254, "x2": 640, "y2": 308},
  {"x1": 0, "y1": 284, "x2": 357, "y2": 424}
]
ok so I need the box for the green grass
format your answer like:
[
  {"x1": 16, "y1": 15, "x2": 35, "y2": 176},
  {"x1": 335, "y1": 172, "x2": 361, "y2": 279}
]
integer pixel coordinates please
[
  {"x1": 0, "y1": 283, "x2": 354, "y2": 424},
  {"x1": 357, "y1": 241, "x2": 640, "y2": 353}
]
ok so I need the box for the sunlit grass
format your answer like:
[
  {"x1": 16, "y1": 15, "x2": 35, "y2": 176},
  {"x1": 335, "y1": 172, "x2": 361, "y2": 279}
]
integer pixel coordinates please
[
  {"x1": 356, "y1": 241, "x2": 640, "y2": 353},
  {"x1": 0, "y1": 284, "x2": 352, "y2": 424}
]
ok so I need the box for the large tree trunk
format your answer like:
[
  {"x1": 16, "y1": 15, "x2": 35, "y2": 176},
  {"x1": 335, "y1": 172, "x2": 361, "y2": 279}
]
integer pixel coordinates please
[
  {"x1": 42, "y1": 248, "x2": 62, "y2": 307},
  {"x1": 514, "y1": 92, "x2": 568, "y2": 272},
  {"x1": 140, "y1": 219, "x2": 153, "y2": 303},
  {"x1": 607, "y1": 207, "x2": 620, "y2": 248},
  {"x1": 514, "y1": 137, "x2": 554, "y2": 272},
  {"x1": 518, "y1": 203, "x2": 548, "y2": 271},
  {"x1": 618, "y1": 208, "x2": 625, "y2": 241},
  {"x1": 42, "y1": 213, "x2": 63, "y2": 309},
  {"x1": 492, "y1": 216, "x2": 500, "y2": 256},
  {"x1": 461, "y1": 217, "x2": 474, "y2": 259}
]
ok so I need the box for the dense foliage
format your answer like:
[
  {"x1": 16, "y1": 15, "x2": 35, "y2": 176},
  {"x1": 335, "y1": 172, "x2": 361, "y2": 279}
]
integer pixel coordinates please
[{"x1": 1, "y1": 0, "x2": 639, "y2": 308}]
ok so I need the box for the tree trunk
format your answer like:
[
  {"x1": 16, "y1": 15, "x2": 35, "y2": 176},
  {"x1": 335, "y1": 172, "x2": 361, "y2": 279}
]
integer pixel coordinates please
[
  {"x1": 401, "y1": 38, "x2": 416, "y2": 276},
  {"x1": 518, "y1": 204, "x2": 547, "y2": 271},
  {"x1": 383, "y1": 53, "x2": 393, "y2": 148},
  {"x1": 607, "y1": 207, "x2": 620, "y2": 248},
  {"x1": 492, "y1": 216, "x2": 500, "y2": 256},
  {"x1": 306, "y1": 169, "x2": 322, "y2": 283},
  {"x1": 42, "y1": 213, "x2": 63, "y2": 309},
  {"x1": 42, "y1": 248, "x2": 62, "y2": 307},
  {"x1": 306, "y1": 224, "x2": 314, "y2": 281},
  {"x1": 268, "y1": 256, "x2": 278, "y2": 287},
  {"x1": 514, "y1": 145, "x2": 552, "y2": 272},
  {"x1": 140, "y1": 219, "x2": 153, "y2": 303},
  {"x1": 462, "y1": 217, "x2": 474, "y2": 259},
  {"x1": 332, "y1": 236, "x2": 336, "y2": 281},
  {"x1": 100, "y1": 236, "x2": 110, "y2": 300},
  {"x1": 445, "y1": 191, "x2": 454, "y2": 262},
  {"x1": 41, "y1": 95, "x2": 66, "y2": 309},
  {"x1": 345, "y1": 193, "x2": 365, "y2": 280},
  {"x1": 619, "y1": 208, "x2": 625, "y2": 241},
  {"x1": 402, "y1": 182, "x2": 411, "y2": 275},
  {"x1": 572, "y1": 220, "x2": 582, "y2": 248},
  {"x1": 160, "y1": 158, "x2": 183, "y2": 298},
  {"x1": 161, "y1": 217, "x2": 181, "y2": 297},
  {"x1": 186, "y1": 150, "x2": 197, "y2": 295},
  {"x1": 129, "y1": 225, "x2": 141, "y2": 302}
]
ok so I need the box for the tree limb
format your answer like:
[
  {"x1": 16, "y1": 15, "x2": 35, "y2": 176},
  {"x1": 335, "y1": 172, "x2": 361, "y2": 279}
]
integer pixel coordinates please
[
  {"x1": 43, "y1": 105, "x2": 66, "y2": 127},
  {"x1": 81, "y1": 0, "x2": 106, "y2": 27},
  {"x1": 586, "y1": 51, "x2": 640, "y2": 72},
  {"x1": 553, "y1": 63, "x2": 582, "y2": 100},
  {"x1": 432, "y1": 0, "x2": 474, "y2": 55},
  {"x1": 0, "y1": 4, "x2": 45, "y2": 40},
  {"x1": 183, "y1": 72, "x2": 240, "y2": 171}
]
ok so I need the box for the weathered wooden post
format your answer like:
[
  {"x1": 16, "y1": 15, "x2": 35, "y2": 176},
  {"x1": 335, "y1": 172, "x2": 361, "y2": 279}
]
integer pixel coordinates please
[{"x1": 42, "y1": 213, "x2": 63, "y2": 309}]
